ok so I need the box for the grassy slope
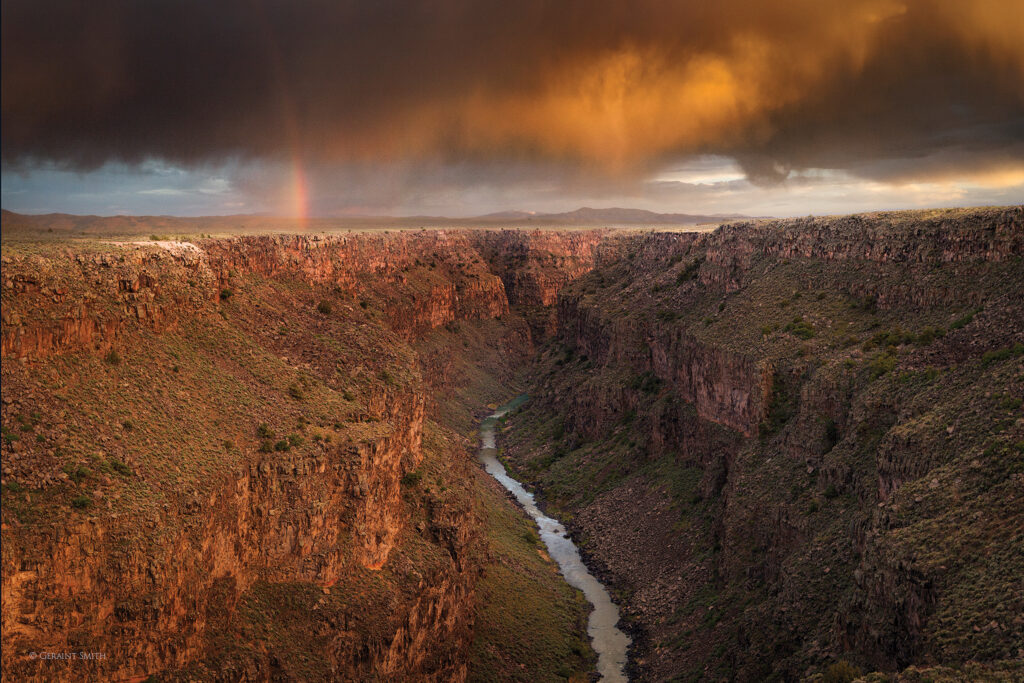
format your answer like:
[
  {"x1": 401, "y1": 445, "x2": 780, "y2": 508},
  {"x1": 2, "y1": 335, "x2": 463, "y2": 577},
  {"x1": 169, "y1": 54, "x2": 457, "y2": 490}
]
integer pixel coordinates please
[
  {"x1": 469, "y1": 476, "x2": 594, "y2": 683},
  {"x1": 3, "y1": 271, "x2": 412, "y2": 525}
]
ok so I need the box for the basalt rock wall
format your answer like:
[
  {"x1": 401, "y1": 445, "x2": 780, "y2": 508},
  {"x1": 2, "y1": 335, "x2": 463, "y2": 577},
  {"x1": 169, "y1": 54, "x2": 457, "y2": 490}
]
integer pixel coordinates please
[{"x1": 557, "y1": 293, "x2": 771, "y2": 438}]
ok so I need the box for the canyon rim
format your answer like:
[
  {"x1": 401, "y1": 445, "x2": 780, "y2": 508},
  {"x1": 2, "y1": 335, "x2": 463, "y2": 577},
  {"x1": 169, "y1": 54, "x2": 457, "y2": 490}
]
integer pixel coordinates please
[{"x1": 2, "y1": 207, "x2": 1022, "y2": 681}]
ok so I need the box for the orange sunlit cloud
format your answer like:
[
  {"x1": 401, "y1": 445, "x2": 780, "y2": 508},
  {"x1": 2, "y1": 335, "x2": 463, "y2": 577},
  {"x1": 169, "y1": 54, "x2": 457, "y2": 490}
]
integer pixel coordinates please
[{"x1": 2, "y1": 0, "x2": 1022, "y2": 214}]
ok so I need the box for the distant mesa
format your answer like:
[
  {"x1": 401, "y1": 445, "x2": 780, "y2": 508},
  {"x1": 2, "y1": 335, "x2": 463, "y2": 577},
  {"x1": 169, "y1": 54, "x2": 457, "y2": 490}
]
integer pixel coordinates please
[
  {"x1": 0, "y1": 206, "x2": 752, "y2": 236},
  {"x1": 473, "y1": 207, "x2": 750, "y2": 226}
]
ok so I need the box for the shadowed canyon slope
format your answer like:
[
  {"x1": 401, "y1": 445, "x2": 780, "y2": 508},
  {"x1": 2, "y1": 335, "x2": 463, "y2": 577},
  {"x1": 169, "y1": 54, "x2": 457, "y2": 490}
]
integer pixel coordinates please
[
  {"x1": 2, "y1": 206, "x2": 1023, "y2": 681},
  {"x1": 500, "y1": 207, "x2": 1024, "y2": 680}
]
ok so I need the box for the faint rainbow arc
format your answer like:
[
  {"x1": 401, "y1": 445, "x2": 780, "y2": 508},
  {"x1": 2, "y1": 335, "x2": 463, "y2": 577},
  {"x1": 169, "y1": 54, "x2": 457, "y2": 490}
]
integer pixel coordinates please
[{"x1": 249, "y1": 0, "x2": 309, "y2": 224}]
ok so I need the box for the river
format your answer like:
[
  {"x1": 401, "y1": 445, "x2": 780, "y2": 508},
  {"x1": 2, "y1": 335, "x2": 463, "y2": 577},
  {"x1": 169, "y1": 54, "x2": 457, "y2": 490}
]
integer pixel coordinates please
[{"x1": 478, "y1": 396, "x2": 631, "y2": 682}]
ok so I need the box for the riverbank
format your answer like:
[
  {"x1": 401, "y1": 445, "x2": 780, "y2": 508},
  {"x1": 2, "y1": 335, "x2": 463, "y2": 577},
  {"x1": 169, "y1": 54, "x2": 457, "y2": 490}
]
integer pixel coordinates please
[{"x1": 480, "y1": 398, "x2": 631, "y2": 682}]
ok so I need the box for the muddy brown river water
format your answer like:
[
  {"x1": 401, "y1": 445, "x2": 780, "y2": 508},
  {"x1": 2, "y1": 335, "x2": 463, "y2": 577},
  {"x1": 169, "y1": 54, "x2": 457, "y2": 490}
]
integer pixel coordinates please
[{"x1": 479, "y1": 396, "x2": 630, "y2": 682}]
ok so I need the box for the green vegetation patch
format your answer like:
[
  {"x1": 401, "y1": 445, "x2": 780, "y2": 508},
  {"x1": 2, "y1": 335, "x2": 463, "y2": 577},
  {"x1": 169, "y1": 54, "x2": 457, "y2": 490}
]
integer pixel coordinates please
[{"x1": 469, "y1": 474, "x2": 595, "y2": 682}]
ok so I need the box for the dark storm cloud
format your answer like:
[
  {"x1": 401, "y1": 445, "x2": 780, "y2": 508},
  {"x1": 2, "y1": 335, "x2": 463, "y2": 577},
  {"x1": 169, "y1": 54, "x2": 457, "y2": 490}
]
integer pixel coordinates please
[{"x1": 3, "y1": 0, "x2": 1023, "y2": 181}]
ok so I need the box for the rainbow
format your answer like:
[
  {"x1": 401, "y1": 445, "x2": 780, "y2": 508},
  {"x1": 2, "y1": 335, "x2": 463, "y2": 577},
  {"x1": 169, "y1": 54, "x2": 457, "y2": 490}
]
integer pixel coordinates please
[
  {"x1": 250, "y1": 0, "x2": 309, "y2": 225},
  {"x1": 289, "y1": 153, "x2": 309, "y2": 223}
]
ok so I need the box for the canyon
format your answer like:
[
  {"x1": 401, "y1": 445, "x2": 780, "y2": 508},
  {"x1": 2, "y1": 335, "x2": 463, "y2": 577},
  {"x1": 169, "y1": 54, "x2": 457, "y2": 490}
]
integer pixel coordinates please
[{"x1": 2, "y1": 206, "x2": 1023, "y2": 681}]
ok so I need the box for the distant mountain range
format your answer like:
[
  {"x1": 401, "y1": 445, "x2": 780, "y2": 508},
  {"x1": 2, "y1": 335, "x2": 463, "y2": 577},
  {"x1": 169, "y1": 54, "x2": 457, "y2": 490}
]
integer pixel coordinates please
[
  {"x1": 473, "y1": 207, "x2": 749, "y2": 225},
  {"x1": 1, "y1": 207, "x2": 753, "y2": 237}
]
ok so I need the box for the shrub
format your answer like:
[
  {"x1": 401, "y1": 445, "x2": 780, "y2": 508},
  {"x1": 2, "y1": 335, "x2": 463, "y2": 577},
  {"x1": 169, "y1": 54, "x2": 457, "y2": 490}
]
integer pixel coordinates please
[
  {"x1": 62, "y1": 463, "x2": 91, "y2": 484},
  {"x1": 676, "y1": 256, "x2": 704, "y2": 284},
  {"x1": 18, "y1": 412, "x2": 40, "y2": 431},
  {"x1": 378, "y1": 370, "x2": 395, "y2": 386},
  {"x1": 1, "y1": 426, "x2": 19, "y2": 444},
  {"x1": 656, "y1": 309, "x2": 678, "y2": 322},
  {"x1": 71, "y1": 494, "x2": 92, "y2": 510},
  {"x1": 316, "y1": 300, "x2": 332, "y2": 315},
  {"x1": 1000, "y1": 396, "x2": 1023, "y2": 410},
  {"x1": 784, "y1": 317, "x2": 815, "y2": 339},
  {"x1": 108, "y1": 458, "x2": 132, "y2": 476},
  {"x1": 104, "y1": 349, "x2": 122, "y2": 365},
  {"x1": 273, "y1": 439, "x2": 291, "y2": 452},
  {"x1": 288, "y1": 384, "x2": 305, "y2": 400},
  {"x1": 259, "y1": 441, "x2": 274, "y2": 453},
  {"x1": 914, "y1": 326, "x2": 946, "y2": 346},
  {"x1": 401, "y1": 471, "x2": 422, "y2": 487},
  {"x1": 869, "y1": 353, "x2": 896, "y2": 379},
  {"x1": 630, "y1": 371, "x2": 661, "y2": 394},
  {"x1": 950, "y1": 310, "x2": 977, "y2": 330},
  {"x1": 760, "y1": 384, "x2": 795, "y2": 438},
  {"x1": 824, "y1": 483, "x2": 839, "y2": 499},
  {"x1": 286, "y1": 433, "x2": 304, "y2": 448},
  {"x1": 854, "y1": 295, "x2": 877, "y2": 313},
  {"x1": 981, "y1": 343, "x2": 1024, "y2": 368},
  {"x1": 823, "y1": 418, "x2": 839, "y2": 452},
  {"x1": 219, "y1": 288, "x2": 233, "y2": 300},
  {"x1": 359, "y1": 299, "x2": 369, "y2": 309},
  {"x1": 342, "y1": 390, "x2": 355, "y2": 401},
  {"x1": 864, "y1": 327, "x2": 919, "y2": 350},
  {"x1": 823, "y1": 660, "x2": 863, "y2": 683},
  {"x1": 256, "y1": 423, "x2": 275, "y2": 439}
]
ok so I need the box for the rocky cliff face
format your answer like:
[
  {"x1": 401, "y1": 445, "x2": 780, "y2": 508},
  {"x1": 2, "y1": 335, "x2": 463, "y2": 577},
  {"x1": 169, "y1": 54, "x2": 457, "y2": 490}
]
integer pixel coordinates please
[
  {"x1": 471, "y1": 229, "x2": 606, "y2": 338},
  {"x1": 202, "y1": 233, "x2": 512, "y2": 339},
  {"x1": 1, "y1": 231, "x2": 517, "y2": 362},
  {"x1": 558, "y1": 292, "x2": 771, "y2": 437},
  {"x1": 3, "y1": 207, "x2": 1021, "y2": 682},
  {"x1": 702, "y1": 207, "x2": 1023, "y2": 309},
  {"x1": 2, "y1": 384, "x2": 442, "y2": 681},
  {"x1": 502, "y1": 206, "x2": 1024, "y2": 681},
  {"x1": 1, "y1": 246, "x2": 215, "y2": 361},
  {"x1": 0, "y1": 229, "x2": 594, "y2": 681}
]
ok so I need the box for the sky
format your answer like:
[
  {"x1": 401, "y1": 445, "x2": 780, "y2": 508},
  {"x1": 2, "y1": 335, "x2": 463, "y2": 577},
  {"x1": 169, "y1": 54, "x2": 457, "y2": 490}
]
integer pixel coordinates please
[{"x1": 3, "y1": 0, "x2": 1023, "y2": 218}]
